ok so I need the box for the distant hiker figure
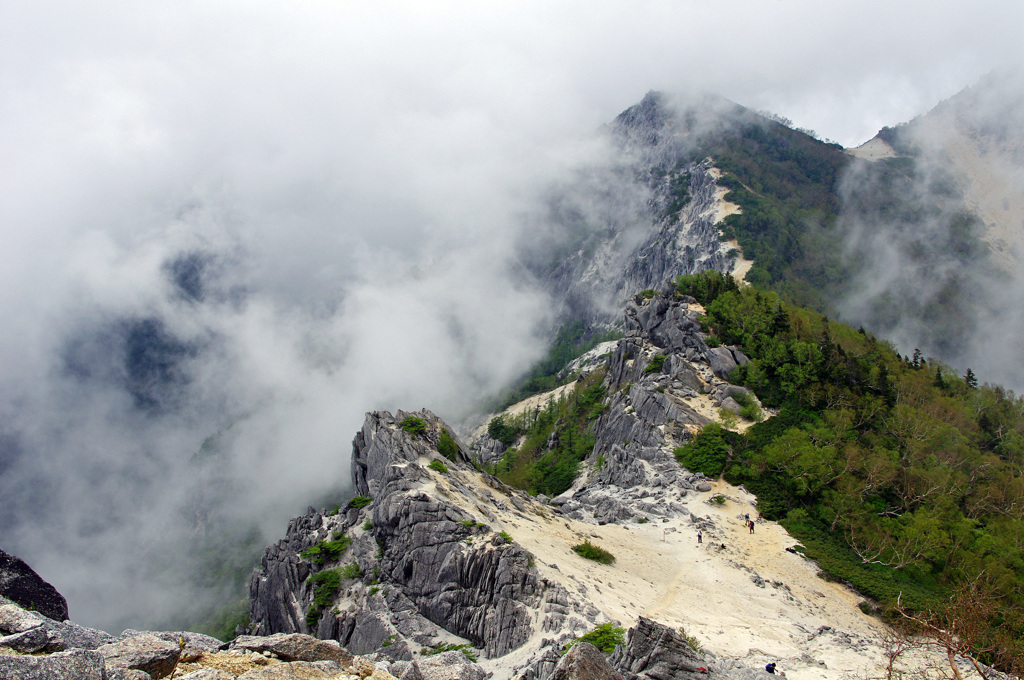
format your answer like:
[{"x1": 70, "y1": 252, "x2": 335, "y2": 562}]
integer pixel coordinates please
[
  {"x1": 766, "y1": 662, "x2": 777, "y2": 674},
  {"x1": 697, "y1": 529, "x2": 702, "y2": 544},
  {"x1": 749, "y1": 520, "x2": 755, "y2": 534},
  {"x1": 744, "y1": 513, "x2": 749, "y2": 522}
]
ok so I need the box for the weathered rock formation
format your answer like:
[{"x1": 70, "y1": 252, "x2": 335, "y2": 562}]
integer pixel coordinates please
[
  {"x1": 245, "y1": 287, "x2": 763, "y2": 679},
  {"x1": 538, "y1": 92, "x2": 745, "y2": 325},
  {"x1": 0, "y1": 548, "x2": 69, "y2": 622}
]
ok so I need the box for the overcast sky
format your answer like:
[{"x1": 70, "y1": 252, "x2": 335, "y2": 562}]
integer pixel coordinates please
[{"x1": 0, "y1": 0, "x2": 1021, "y2": 630}]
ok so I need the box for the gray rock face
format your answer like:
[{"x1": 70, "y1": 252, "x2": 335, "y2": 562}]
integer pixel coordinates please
[
  {"x1": 0, "y1": 648, "x2": 106, "y2": 680},
  {"x1": 611, "y1": 617, "x2": 708, "y2": 680},
  {"x1": 548, "y1": 642, "x2": 619, "y2": 680},
  {"x1": 231, "y1": 633, "x2": 351, "y2": 664},
  {"x1": 97, "y1": 632, "x2": 181, "y2": 679},
  {"x1": 0, "y1": 596, "x2": 114, "y2": 652},
  {"x1": 417, "y1": 651, "x2": 488, "y2": 680},
  {"x1": 250, "y1": 409, "x2": 568, "y2": 667},
  {"x1": 0, "y1": 549, "x2": 69, "y2": 622}
]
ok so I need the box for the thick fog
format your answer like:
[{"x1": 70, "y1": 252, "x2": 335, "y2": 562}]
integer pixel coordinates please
[
  {"x1": 837, "y1": 69, "x2": 1024, "y2": 391},
  {"x1": 1, "y1": 1, "x2": 1021, "y2": 631}
]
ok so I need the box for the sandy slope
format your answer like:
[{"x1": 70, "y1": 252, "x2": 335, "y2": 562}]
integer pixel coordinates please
[{"x1": 437, "y1": 459, "x2": 892, "y2": 680}]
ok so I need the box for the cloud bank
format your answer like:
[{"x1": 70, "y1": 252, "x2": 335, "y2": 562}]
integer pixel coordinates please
[{"x1": 1, "y1": 0, "x2": 1021, "y2": 630}]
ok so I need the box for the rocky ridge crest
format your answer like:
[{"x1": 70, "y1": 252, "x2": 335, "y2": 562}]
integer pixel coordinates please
[{"x1": 246, "y1": 288, "x2": 768, "y2": 679}]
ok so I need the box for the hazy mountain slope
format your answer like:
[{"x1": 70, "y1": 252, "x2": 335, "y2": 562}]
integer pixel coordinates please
[{"x1": 839, "y1": 68, "x2": 1024, "y2": 390}]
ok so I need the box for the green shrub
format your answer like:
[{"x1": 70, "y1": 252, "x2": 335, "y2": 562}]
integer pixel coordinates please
[
  {"x1": 362, "y1": 519, "x2": 373, "y2": 531},
  {"x1": 340, "y1": 562, "x2": 363, "y2": 580},
  {"x1": 498, "y1": 530, "x2": 512, "y2": 543},
  {"x1": 487, "y1": 414, "x2": 521, "y2": 446},
  {"x1": 305, "y1": 569, "x2": 341, "y2": 627},
  {"x1": 644, "y1": 354, "x2": 667, "y2": 375},
  {"x1": 640, "y1": 289, "x2": 657, "y2": 299},
  {"x1": 399, "y1": 416, "x2": 428, "y2": 436},
  {"x1": 572, "y1": 539, "x2": 615, "y2": 565},
  {"x1": 428, "y1": 459, "x2": 448, "y2": 473},
  {"x1": 300, "y1": 535, "x2": 352, "y2": 567},
  {"x1": 678, "y1": 626, "x2": 702, "y2": 652},
  {"x1": 438, "y1": 429, "x2": 459, "y2": 461},
  {"x1": 349, "y1": 495, "x2": 372, "y2": 509},
  {"x1": 739, "y1": 403, "x2": 764, "y2": 422},
  {"x1": 674, "y1": 423, "x2": 733, "y2": 477},
  {"x1": 563, "y1": 623, "x2": 625, "y2": 654}
]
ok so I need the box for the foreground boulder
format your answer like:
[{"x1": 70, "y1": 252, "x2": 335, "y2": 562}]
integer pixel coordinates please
[
  {"x1": 0, "y1": 549, "x2": 69, "y2": 622},
  {"x1": 548, "y1": 642, "x2": 619, "y2": 680},
  {"x1": 0, "y1": 648, "x2": 106, "y2": 679},
  {"x1": 97, "y1": 633, "x2": 182, "y2": 679}
]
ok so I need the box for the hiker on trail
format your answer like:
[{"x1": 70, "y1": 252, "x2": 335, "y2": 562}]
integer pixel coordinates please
[
  {"x1": 765, "y1": 662, "x2": 777, "y2": 674},
  {"x1": 744, "y1": 513, "x2": 749, "y2": 522},
  {"x1": 749, "y1": 520, "x2": 755, "y2": 534},
  {"x1": 697, "y1": 529, "x2": 703, "y2": 544}
]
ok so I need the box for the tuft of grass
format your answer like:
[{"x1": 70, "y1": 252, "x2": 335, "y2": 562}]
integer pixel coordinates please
[
  {"x1": 678, "y1": 625, "x2": 702, "y2": 652},
  {"x1": 363, "y1": 519, "x2": 373, "y2": 531},
  {"x1": 428, "y1": 459, "x2": 448, "y2": 473},
  {"x1": 349, "y1": 495, "x2": 372, "y2": 509},
  {"x1": 572, "y1": 539, "x2": 615, "y2": 565},
  {"x1": 498, "y1": 530, "x2": 512, "y2": 543}
]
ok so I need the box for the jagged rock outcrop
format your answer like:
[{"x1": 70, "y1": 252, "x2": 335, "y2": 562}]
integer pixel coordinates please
[
  {"x1": 0, "y1": 548, "x2": 69, "y2": 622},
  {"x1": 539, "y1": 91, "x2": 745, "y2": 325},
  {"x1": 548, "y1": 642, "x2": 619, "y2": 680},
  {"x1": 611, "y1": 617, "x2": 708, "y2": 680},
  {"x1": 97, "y1": 633, "x2": 181, "y2": 679},
  {"x1": 250, "y1": 409, "x2": 597, "y2": 675}
]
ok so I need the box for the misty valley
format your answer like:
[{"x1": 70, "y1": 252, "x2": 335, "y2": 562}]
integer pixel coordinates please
[{"x1": 4, "y1": 63, "x2": 1024, "y2": 680}]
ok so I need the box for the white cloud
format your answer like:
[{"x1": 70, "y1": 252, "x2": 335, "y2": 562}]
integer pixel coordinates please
[{"x1": 0, "y1": 0, "x2": 1020, "y2": 630}]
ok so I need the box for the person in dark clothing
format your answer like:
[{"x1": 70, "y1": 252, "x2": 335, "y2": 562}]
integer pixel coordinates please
[
  {"x1": 749, "y1": 520, "x2": 755, "y2": 534},
  {"x1": 697, "y1": 529, "x2": 703, "y2": 544},
  {"x1": 765, "y1": 662, "x2": 776, "y2": 674}
]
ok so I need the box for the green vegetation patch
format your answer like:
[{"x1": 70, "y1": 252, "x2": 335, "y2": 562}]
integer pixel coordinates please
[
  {"x1": 437, "y1": 428, "x2": 459, "y2": 461},
  {"x1": 644, "y1": 354, "x2": 667, "y2": 375},
  {"x1": 671, "y1": 271, "x2": 1024, "y2": 669},
  {"x1": 428, "y1": 459, "x2": 448, "y2": 474},
  {"x1": 340, "y1": 562, "x2": 363, "y2": 580},
  {"x1": 399, "y1": 416, "x2": 428, "y2": 436},
  {"x1": 563, "y1": 623, "x2": 625, "y2": 654},
  {"x1": 674, "y1": 422, "x2": 735, "y2": 477},
  {"x1": 349, "y1": 495, "x2": 372, "y2": 509},
  {"x1": 572, "y1": 539, "x2": 615, "y2": 565},
  {"x1": 305, "y1": 568, "x2": 341, "y2": 628},
  {"x1": 492, "y1": 369, "x2": 608, "y2": 497},
  {"x1": 300, "y1": 534, "x2": 352, "y2": 567}
]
